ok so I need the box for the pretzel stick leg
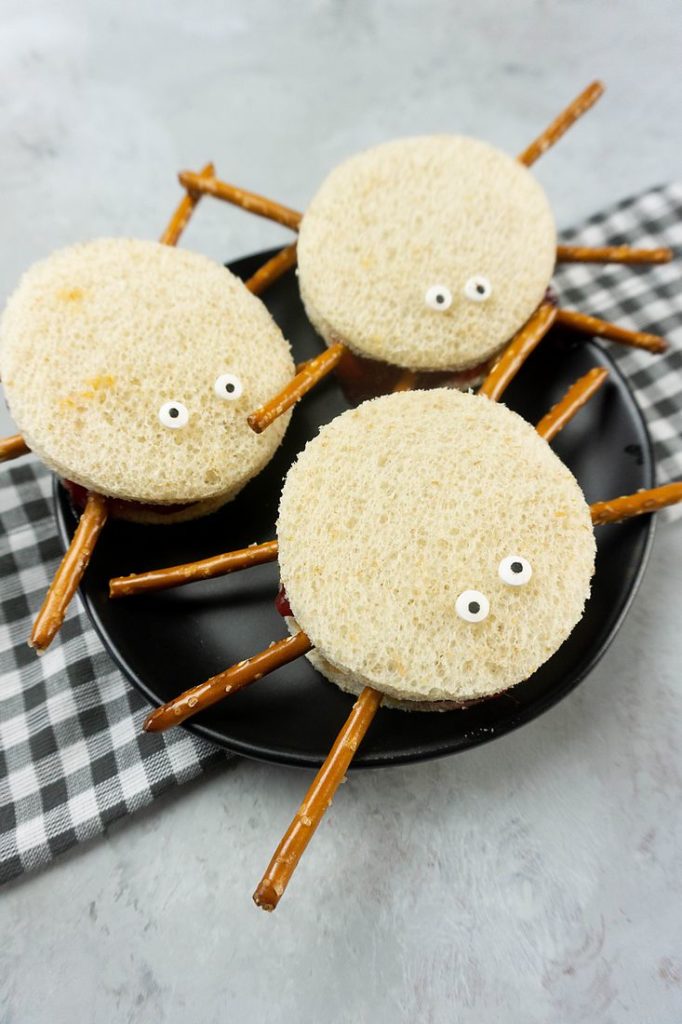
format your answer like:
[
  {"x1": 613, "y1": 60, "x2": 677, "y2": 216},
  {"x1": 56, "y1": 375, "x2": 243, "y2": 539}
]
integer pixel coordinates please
[
  {"x1": 248, "y1": 343, "x2": 346, "y2": 434},
  {"x1": 109, "y1": 539, "x2": 279, "y2": 598},
  {"x1": 29, "y1": 492, "x2": 108, "y2": 652},
  {"x1": 478, "y1": 302, "x2": 557, "y2": 402},
  {"x1": 535, "y1": 367, "x2": 609, "y2": 442},
  {"x1": 244, "y1": 243, "x2": 298, "y2": 296},
  {"x1": 590, "y1": 483, "x2": 682, "y2": 525},
  {"x1": 253, "y1": 686, "x2": 383, "y2": 912},
  {"x1": 556, "y1": 245, "x2": 673, "y2": 265},
  {"x1": 178, "y1": 170, "x2": 302, "y2": 231},
  {"x1": 392, "y1": 370, "x2": 418, "y2": 393},
  {"x1": 159, "y1": 161, "x2": 215, "y2": 246},
  {"x1": 518, "y1": 80, "x2": 604, "y2": 167},
  {"x1": 143, "y1": 630, "x2": 312, "y2": 732},
  {"x1": 555, "y1": 308, "x2": 666, "y2": 354},
  {"x1": 0, "y1": 434, "x2": 30, "y2": 462}
]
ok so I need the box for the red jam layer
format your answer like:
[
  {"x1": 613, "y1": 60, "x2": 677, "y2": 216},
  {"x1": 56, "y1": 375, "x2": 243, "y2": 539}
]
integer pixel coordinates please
[{"x1": 274, "y1": 584, "x2": 292, "y2": 618}]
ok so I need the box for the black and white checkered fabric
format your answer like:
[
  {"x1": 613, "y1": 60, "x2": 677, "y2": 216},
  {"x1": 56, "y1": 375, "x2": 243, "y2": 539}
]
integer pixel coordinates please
[
  {"x1": 1, "y1": 185, "x2": 681, "y2": 886},
  {"x1": 555, "y1": 183, "x2": 682, "y2": 490},
  {"x1": 0, "y1": 464, "x2": 227, "y2": 884}
]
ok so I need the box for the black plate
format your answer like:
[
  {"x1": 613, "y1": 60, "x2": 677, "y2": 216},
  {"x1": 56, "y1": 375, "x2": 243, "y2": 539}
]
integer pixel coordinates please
[{"x1": 55, "y1": 250, "x2": 655, "y2": 768}]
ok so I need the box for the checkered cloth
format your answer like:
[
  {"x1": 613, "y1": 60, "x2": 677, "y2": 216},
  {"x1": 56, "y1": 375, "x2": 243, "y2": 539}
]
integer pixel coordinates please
[
  {"x1": 0, "y1": 466, "x2": 226, "y2": 884},
  {"x1": 1, "y1": 185, "x2": 682, "y2": 886},
  {"x1": 555, "y1": 183, "x2": 682, "y2": 489}
]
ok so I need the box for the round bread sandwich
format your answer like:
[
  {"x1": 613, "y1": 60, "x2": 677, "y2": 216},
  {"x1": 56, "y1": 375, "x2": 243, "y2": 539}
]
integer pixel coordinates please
[
  {"x1": 296, "y1": 135, "x2": 556, "y2": 374},
  {"x1": 0, "y1": 237, "x2": 295, "y2": 523},
  {"x1": 276, "y1": 389, "x2": 595, "y2": 707},
  {"x1": 189, "y1": 84, "x2": 669, "y2": 438}
]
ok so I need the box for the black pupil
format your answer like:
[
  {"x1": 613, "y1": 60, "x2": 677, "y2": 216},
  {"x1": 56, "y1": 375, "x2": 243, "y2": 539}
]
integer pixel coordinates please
[
  {"x1": 169, "y1": 407, "x2": 179, "y2": 418},
  {"x1": 468, "y1": 601, "x2": 480, "y2": 615},
  {"x1": 476, "y1": 283, "x2": 485, "y2": 294},
  {"x1": 225, "y1": 382, "x2": 235, "y2": 393},
  {"x1": 511, "y1": 561, "x2": 523, "y2": 574},
  {"x1": 436, "y1": 293, "x2": 444, "y2": 303}
]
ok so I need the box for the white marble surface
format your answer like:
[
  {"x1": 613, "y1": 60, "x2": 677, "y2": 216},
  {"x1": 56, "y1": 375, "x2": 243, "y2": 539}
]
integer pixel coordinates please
[{"x1": 2, "y1": 2, "x2": 682, "y2": 1021}]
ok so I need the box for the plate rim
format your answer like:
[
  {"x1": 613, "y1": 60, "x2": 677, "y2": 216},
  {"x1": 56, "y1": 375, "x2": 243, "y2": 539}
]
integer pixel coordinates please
[{"x1": 54, "y1": 248, "x2": 657, "y2": 769}]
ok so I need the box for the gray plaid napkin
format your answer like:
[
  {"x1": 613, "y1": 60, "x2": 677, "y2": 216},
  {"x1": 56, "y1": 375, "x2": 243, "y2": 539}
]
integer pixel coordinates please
[
  {"x1": 555, "y1": 183, "x2": 682, "y2": 490},
  {"x1": 0, "y1": 464, "x2": 226, "y2": 884},
  {"x1": 1, "y1": 184, "x2": 681, "y2": 886}
]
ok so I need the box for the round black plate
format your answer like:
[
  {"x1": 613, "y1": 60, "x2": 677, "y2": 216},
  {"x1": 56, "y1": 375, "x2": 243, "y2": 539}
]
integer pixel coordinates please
[{"x1": 55, "y1": 250, "x2": 656, "y2": 768}]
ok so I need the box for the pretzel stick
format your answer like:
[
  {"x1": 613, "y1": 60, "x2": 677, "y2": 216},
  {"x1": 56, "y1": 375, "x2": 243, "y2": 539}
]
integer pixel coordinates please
[
  {"x1": 535, "y1": 367, "x2": 609, "y2": 441},
  {"x1": 0, "y1": 434, "x2": 30, "y2": 462},
  {"x1": 159, "y1": 161, "x2": 215, "y2": 246},
  {"x1": 478, "y1": 302, "x2": 557, "y2": 402},
  {"x1": 253, "y1": 686, "x2": 383, "y2": 911},
  {"x1": 248, "y1": 343, "x2": 346, "y2": 434},
  {"x1": 29, "y1": 492, "x2": 108, "y2": 652},
  {"x1": 556, "y1": 244, "x2": 673, "y2": 265},
  {"x1": 518, "y1": 80, "x2": 604, "y2": 166},
  {"x1": 590, "y1": 483, "x2": 682, "y2": 525},
  {"x1": 392, "y1": 370, "x2": 418, "y2": 393},
  {"x1": 143, "y1": 630, "x2": 312, "y2": 732},
  {"x1": 555, "y1": 308, "x2": 666, "y2": 354},
  {"x1": 109, "y1": 539, "x2": 279, "y2": 598},
  {"x1": 245, "y1": 243, "x2": 298, "y2": 296},
  {"x1": 178, "y1": 170, "x2": 302, "y2": 231}
]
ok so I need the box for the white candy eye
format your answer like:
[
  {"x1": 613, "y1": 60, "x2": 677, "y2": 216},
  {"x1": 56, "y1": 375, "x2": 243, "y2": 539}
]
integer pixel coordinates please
[
  {"x1": 498, "y1": 555, "x2": 532, "y2": 586},
  {"x1": 425, "y1": 284, "x2": 452, "y2": 311},
  {"x1": 455, "y1": 590, "x2": 490, "y2": 623},
  {"x1": 464, "y1": 276, "x2": 493, "y2": 302},
  {"x1": 158, "y1": 401, "x2": 189, "y2": 429},
  {"x1": 214, "y1": 372, "x2": 243, "y2": 401}
]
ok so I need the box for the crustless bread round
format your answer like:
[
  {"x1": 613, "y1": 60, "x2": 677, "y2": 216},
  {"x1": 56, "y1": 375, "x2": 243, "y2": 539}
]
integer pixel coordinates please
[
  {"x1": 297, "y1": 136, "x2": 556, "y2": 372},
  {"x1": 0, "y1": 239, "x2": 295, "y2": 521},
  {"x1": 277, "y1": 390, "x2": 595, "y2": 705}
]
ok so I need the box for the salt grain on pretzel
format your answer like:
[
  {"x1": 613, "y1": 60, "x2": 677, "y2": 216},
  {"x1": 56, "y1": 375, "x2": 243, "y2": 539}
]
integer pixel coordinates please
[
  {"x1": 518, "y1": 80, "x2": 605, "y2": 167},
  {"x1": 248, "y1": 343, "x2": 346, "y2": 434},
  {"x1": 590, "y1": 483, "x2": 682, "y2": 525},
  {"x1": 478, "y1": 302, "x2": 557, "y2": 401},
  {"x1": 556, "y1": 244, "x2": 673, "y2": 265},
  {"x1": 253, "y1": 686, "x2": 383, "y2": 911},
  {"x1": 245, "y1": 243, "x2": 298, "y2": 296},
  {"x1": 535, "y1": 367, "x2": 609, "y2": 441},
  {"x1": 178, "y1": 170, "x2": 302, "y2": 230},
  {"x1": 143, "y1": 630, "x2": 312, "y2": 732},
  {"x1": 159, "y1": 161, "x2": 215, "y2": 246},
  {"x1": 555, "y1": 308, "x2": 667, "y2": 354},
  {"x1": 109, "y1": 540, "x2": 279, "y2": 598}
]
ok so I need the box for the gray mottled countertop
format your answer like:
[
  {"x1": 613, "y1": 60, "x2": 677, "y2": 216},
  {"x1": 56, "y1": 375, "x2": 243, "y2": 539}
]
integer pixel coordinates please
[{"x1": 1, "y1": 2, "x2": 682, "y2": 1022}]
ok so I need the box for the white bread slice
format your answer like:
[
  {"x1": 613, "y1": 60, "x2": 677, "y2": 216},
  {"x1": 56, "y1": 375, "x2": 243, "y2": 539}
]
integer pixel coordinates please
[
  {"x1": 277, "y1": 390, "x2": 595, "y2": 705},
  {"x1": 297, "y1": 135, "x2": 556, "y2": 372},
  {"x1": 0, "y1": 238, "x2": 295, "y2": 507}
]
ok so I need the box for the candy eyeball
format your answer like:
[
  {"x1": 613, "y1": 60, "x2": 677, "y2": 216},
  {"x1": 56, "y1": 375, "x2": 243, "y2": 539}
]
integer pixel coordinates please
[
  {"x1": 463, "y1": 275, "x2": 493, "y2": 302},
  {"x1": 455, "y1": 590, "x2": 490, "y2": 623},
  {"x1": 498, "y1": 555, "x2": 532, "y2": 586},
  {"x1": 214, "y1": 372, "x2": 244, "y2": 401},
  {"x1": 158, "y1": 400, "x2": 189, "y2": 429},
  {"x1": 425, "y1": 284, "x2": 452, "y2": 311}
]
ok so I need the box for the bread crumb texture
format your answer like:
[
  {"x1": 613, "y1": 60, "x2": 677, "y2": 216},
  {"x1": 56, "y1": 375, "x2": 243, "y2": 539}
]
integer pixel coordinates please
[
  {"x1": 298, "y1": 135, "x2": 556, "y2": 372},
  {"x1": 0, "y1": 238, "x2": 294, "y2": 504},
  {"x1": 278, "y1": 390, "x2": 595, "y2": 703}
]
